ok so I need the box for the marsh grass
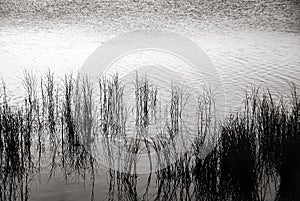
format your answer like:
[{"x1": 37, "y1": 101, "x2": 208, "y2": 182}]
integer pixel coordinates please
[
  {"x1": 0, "y1": 80, "x2": 33, "y2": 201},
  {"x1": 0, "y1": 71, "x2": 299, "y2": 201},
  {"x1": 192, "y1": 85, "x2": 300, "y2": 201},
  {"x1": 60, "y1": 74, "x2": 97, "y2": 186},
  {"x1": 275, "y1": 84, "x2": 300, "y2": 201},
  {"x1": 192, "y1": 89, "x2": 219, "y2": 201}
]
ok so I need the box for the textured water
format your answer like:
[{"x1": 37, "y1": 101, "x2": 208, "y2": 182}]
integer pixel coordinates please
[
  {"x1": 0, "y1": 26, "x2": 299, "y2": 200},
  {"x1": 0, "y1": 26, "x2": 299, "y2": 112},
  {"x1": 0, "y1": 1, "x2": 300, "y2": 200}
]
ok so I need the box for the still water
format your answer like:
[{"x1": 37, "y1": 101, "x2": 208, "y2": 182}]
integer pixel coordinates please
[{"x1": 0, "y1": 22, "x2": 299, "y2": 200}]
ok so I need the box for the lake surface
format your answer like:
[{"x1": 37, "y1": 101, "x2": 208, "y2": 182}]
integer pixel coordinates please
[
  {"x1": 0, "y1": 2, "x2": 300, "y2": 199},
  {"x1": 1, "y1": 23, "x2": 299, "y2": 112}
]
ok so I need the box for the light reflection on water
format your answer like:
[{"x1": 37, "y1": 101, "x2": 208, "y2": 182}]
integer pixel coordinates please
[
  {"x1": 0, "y1": 27, "x2": 299, "y2": 111},
  {"x1": 0, "y1": 22, "x2": 299, "y2": 201}
]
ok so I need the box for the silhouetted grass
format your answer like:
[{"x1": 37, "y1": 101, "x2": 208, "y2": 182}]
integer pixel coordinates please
[
  {"x1": 0, "y1": 72, "x2": 299, "y2": 201},
  {"x1": 0, "y1": 80, "x2": 33, "y2": 201},
  {"x1": 275, "y1": 84, "x2": 300, "y2": 201},
  {"x1": 192, "y1": 85, "x2": 300, "y2": 201}
]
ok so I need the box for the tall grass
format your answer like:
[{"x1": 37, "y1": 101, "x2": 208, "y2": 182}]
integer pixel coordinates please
[
  {"x1": 59, "y1": 74, "x2": 96, "y2": 188},
  {"x1": 192, "y1": 85, "x2": 300, "y2": 201},
  {"x1": 0, "y1": 71, "x2": 299, "y2": 201},
  {"x1": 275, "y1": 84, "x2": 300, "y2": 201},
  {"x1": 0, "y1": 79, "x2": 33, "y2": 201},
  {"x1": 193, "y1": 89, "x2": 219, "y2": 201}
]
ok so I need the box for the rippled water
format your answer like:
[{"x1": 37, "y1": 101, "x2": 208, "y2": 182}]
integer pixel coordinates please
[
  {"x1": 0, "y1": 18, "x2": 300, "y2": 200},
  {"x1": 1, "y1": 25, "x2": 299, "y2": 110}
]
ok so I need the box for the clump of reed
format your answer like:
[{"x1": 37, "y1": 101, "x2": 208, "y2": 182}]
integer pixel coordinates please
[
  {"x1": 98, "y1": 74, "x2": 156, "y2": 200},
  {"x1": 98, "y1": 74, "x2": 127, "y2": 141},
  {"x1": 59, "y1": 73, "x2": 97, "y2": 187},
  {"x1": 150, "y1": 83, "x2": 194, "y2": 201},
  {"x1": 192, "y1": 88, "x2": 219, "y2": 201},
  {"x1": 0, "y1": 77, "x2": 34, "y2": 201},
  {"x1": 97, "y1": 74, "x2": 128, "y2": 173},
  {"x1": 273, "y1": 84, "x2": 300, "y2": 201},
  {"x1": 1, "y1": 70, "x2": 299, "y2": 201},
  {"x1": 218, "y1": 114, "x2": 258, "y2": 201},
  {"x1": 134, "y1": 73, "x2": 158, "y2": 173},
  {"x1": 192, "y1": 85, "x2": 300, "y2": 201},
  {"x1": 40, "y1": 70, "x2": 60, "y2": 179},
  {"x1": 0, "y1": 71, "x2": 98, "y2": 201}
]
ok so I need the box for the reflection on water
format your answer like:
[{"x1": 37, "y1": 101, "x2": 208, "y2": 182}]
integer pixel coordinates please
[
  {"x1": 1, "y1": 4, "x2": 300, "y2": 199},
  {"x1": 0, "y1": 26, "x2": 299, "y2": 111},
  {"x1": 1, "y1": 72, "x2": 299, "y2": 201}
]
